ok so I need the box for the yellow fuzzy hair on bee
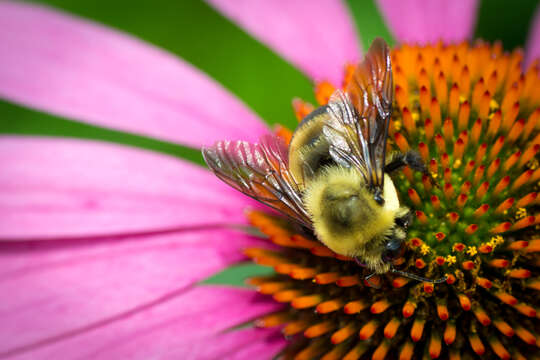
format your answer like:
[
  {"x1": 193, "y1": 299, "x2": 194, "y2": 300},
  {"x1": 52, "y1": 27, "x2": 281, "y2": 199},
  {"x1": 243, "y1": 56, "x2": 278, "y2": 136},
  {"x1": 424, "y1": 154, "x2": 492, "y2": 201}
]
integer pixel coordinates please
[{"x1": 303, "y1": 166, "x2": 403, "y2": 272}]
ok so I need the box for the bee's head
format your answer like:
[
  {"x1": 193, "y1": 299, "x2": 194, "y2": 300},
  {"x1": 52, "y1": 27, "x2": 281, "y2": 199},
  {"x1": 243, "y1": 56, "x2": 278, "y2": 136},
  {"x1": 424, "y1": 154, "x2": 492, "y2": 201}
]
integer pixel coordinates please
[
  {"x1": 382, "y1": 238, "x2": 405, "y2": 263},
  {"x1": 382, "y1": 211, "x2": 411, "y2": 263},
  {"x1": 377, "y1": 210, "x2": 447, "y2": 285}
]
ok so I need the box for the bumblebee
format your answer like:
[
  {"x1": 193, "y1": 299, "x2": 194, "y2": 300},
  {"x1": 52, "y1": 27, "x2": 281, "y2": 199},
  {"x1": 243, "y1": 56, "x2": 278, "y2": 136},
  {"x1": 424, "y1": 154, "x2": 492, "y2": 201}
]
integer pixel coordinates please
[{"x1": 203, "y1": 38, "x2": 445, "y2": 283}]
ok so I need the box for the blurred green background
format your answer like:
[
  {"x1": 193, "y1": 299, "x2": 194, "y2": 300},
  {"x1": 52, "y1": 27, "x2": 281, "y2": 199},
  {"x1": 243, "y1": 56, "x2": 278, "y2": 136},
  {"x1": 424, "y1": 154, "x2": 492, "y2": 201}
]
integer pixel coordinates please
[{"x1": 2, "y1": 0, "x2": 539, "y2": 286}]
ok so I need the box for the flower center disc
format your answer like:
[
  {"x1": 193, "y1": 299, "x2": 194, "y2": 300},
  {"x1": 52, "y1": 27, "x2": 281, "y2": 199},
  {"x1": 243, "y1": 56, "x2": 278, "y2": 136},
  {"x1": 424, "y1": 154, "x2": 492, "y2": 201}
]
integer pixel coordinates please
[{"x1": 246, "y1": 41, "x2": 540, "y2": 360}]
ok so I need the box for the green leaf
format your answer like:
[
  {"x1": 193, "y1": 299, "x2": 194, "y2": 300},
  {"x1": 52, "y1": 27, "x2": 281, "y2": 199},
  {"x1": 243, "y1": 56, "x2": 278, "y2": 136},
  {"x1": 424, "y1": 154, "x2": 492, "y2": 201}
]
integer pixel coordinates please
[
  {"x1": 202, "y1": 263, "x2": 274, "y2": 287},
  {"x1": 475, "y1": 0, "x2": 538, "y2": 51},
  {"x1": 345, "y1": 0, "x2": 395, "y2": 49},
  {"x1": 0, "y1": 99, "x2": 205, "y2": 165},
  {"x1": 37, "y1": 0, "x2": 316, "y2": 130}
]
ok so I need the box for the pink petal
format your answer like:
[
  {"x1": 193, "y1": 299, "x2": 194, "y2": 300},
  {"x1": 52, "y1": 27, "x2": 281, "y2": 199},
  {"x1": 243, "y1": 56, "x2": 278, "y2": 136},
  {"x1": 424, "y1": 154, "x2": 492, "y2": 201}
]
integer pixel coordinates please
[
  {"x1": 207, "y1": 0, "x2": 361, "y2": 85},
  {"x1": 376, "y1": 0, "x2": 479, "y2": 44},
  {"x1": 525, "y1": 6, "x2": 540, "y2": 67},
  {"x1": 0, "y1": 281, "x2": 282, "y2": 359},
  {"x1": 0, "y1": 2, "x2": 267, "y2": 148},
  {"x1": 0, "y1": 136, "x2": 255, "y2": 240},
  {"x1": 192, "y1": 327, "x2": 286, "y2": 360}
]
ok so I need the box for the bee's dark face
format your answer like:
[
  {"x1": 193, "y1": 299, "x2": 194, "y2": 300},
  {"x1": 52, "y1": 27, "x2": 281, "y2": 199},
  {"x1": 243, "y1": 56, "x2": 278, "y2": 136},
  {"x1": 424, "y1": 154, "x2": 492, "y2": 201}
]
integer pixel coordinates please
[
  {"x1": 382, "y1": 210, "x2": 411, "y2": 263},
  {"x1": 382, "y1": 238, "x2": 404, "y2": 263}
]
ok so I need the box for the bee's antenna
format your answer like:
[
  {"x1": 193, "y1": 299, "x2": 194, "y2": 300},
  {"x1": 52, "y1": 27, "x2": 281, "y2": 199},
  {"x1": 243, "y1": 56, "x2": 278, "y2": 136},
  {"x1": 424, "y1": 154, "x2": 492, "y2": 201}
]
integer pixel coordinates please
[{"x1": 390, "y1": 267, "x2": 447, "y2": 284}]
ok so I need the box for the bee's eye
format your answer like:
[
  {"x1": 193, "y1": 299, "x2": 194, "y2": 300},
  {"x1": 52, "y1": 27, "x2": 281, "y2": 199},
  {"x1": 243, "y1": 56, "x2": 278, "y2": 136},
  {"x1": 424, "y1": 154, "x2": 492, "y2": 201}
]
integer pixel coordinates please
[{"x1": 382, "y1": 239, "x2": 403, "y2": 262}]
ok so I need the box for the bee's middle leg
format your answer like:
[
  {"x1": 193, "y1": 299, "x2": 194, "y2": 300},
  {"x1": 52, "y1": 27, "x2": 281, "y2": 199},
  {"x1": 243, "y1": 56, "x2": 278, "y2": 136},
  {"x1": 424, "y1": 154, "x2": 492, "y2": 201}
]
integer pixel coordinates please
[
  {"x1": 385, "y1": 151, "x2": 438, "y2": 186},
  {"x1": 385, "y1": 151, "x2": 427, "y2": 174}
]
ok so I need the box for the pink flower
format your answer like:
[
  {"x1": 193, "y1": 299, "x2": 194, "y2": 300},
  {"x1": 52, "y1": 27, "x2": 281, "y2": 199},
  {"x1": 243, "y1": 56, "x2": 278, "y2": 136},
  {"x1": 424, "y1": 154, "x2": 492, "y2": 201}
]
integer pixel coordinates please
[{"x1": 1, "y1": 1, "x2": 540, "y2": 358}]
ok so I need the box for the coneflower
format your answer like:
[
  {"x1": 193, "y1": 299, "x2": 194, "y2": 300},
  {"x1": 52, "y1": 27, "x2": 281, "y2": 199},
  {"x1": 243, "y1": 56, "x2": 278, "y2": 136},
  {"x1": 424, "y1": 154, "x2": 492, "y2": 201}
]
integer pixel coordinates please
[
  {"x1": 248, "y1": 42, "x2": 539, "y2": 360},
  {"x1": 3, "y1": 1, "x2": 540, "y2": 359}
]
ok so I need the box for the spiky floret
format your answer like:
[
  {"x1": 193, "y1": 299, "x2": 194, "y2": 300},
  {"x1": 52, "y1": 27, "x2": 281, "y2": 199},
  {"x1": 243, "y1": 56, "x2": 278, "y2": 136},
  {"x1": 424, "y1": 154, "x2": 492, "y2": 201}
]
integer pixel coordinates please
[{"x1": 246, "y1": 41, "x2": 540, "y2": 359}]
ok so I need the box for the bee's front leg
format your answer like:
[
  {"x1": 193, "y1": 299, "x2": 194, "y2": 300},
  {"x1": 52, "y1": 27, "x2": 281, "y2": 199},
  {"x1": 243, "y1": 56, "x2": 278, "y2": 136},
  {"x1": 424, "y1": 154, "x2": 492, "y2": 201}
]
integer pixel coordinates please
[
  {"x1": 385, "y1": 151, "x2": 426, "y2": 173},
  {"x1": 385, "y1": 151, "x2": 438, "y2": 187},
  {"x1": 364, "y1": 272, "x2": 382, "y2": 289},
  {"x1": 354, "y1": 258, "x2": 383, "y2": 289}
]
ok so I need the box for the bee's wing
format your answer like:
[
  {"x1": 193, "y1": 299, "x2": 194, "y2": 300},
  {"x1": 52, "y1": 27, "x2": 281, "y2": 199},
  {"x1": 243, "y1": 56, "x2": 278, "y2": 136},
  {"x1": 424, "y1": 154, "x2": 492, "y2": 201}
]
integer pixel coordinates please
[
  {"x1": 324, "y1": 37, "x2": 393, "y2": 191},
  {"x1": 202, "y1": 134, "x2": 312, "y2": 228}
]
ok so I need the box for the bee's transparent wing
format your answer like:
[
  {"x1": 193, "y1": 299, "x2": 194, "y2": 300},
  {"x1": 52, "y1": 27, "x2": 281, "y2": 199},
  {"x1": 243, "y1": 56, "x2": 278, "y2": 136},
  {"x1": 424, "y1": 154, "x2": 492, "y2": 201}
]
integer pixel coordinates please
[
  {"x1": 324, "y1": 38, "x2": 393, "y2": 191},
  {"x1": 202, "y1": 134, "x2": 312, "y2": 228},
  {"x1": 323, "y1": 91, "x2": 368, "y2": 177}
]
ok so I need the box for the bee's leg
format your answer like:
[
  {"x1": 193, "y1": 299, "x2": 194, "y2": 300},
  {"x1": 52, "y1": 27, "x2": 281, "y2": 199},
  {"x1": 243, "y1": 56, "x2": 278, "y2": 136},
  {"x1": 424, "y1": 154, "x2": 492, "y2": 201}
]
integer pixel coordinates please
[
  {"x1": 385, "y1": 151, "x2": 426, "y2": 174},
  {"x1": 390, "y1": 267, "x2": 448, "y2": 284},
  {"x1": 364, "y1": 272, "x2": 381, "y2": 289},
  {"x1": 385, "y1": 151, "x2": 438, "y2": 186},
  {"x1": 355, "y1": 258, "x2": 383, "y2": 288}
]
